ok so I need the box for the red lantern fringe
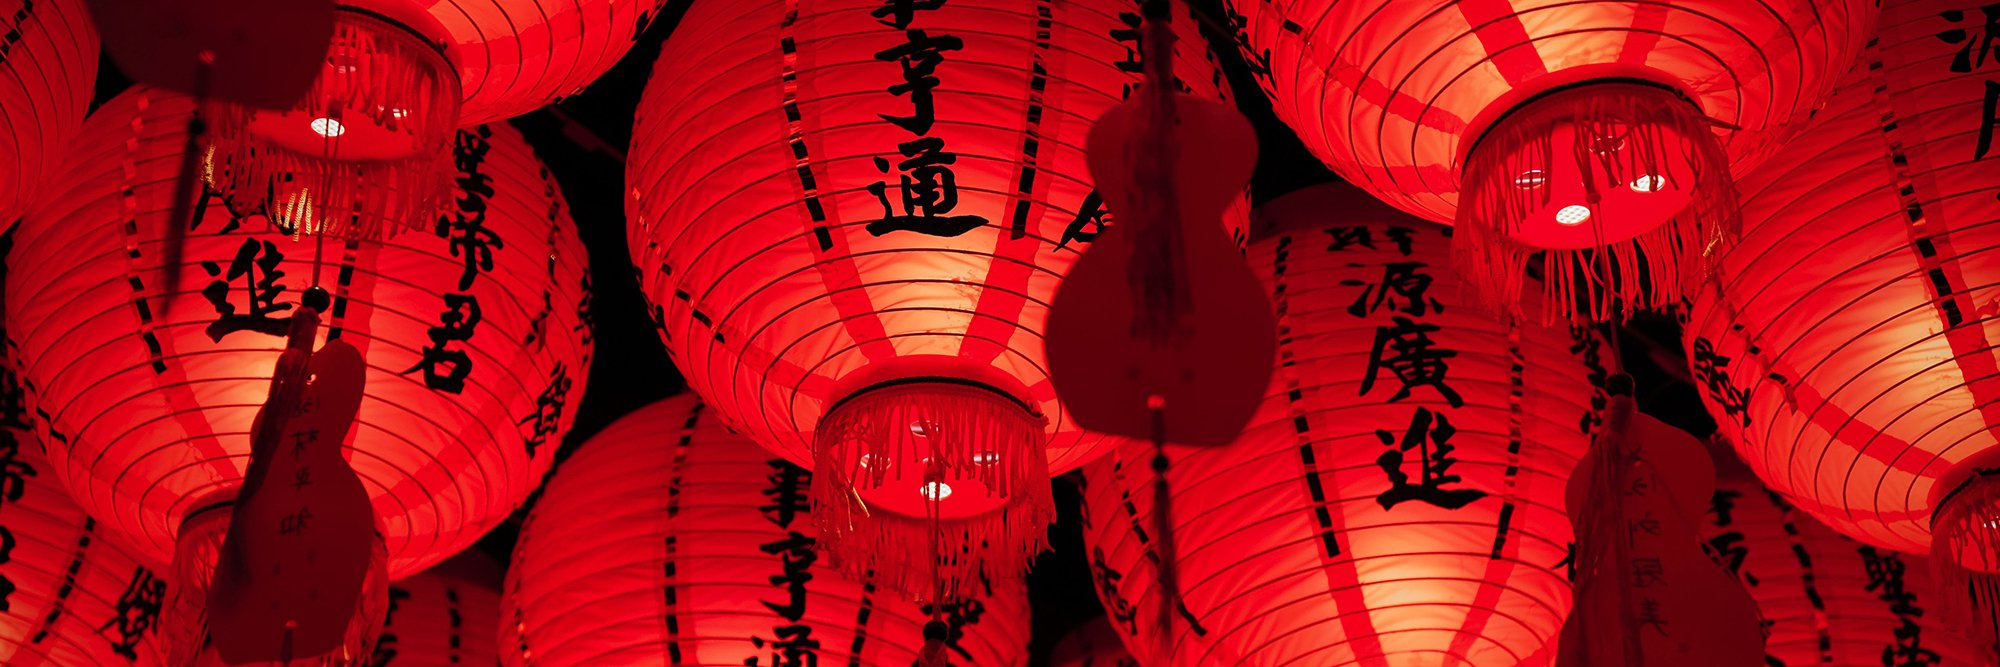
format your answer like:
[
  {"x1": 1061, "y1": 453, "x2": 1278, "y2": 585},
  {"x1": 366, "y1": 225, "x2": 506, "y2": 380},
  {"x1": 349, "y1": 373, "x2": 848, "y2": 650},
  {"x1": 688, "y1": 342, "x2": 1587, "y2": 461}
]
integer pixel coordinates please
[
  {"x1": 812, "y1": 382, "x2": 1054, "y2": 603},
  {"x1": 203, "y1": 8, "x2": 460, "y2": 241},
  {"x1": 163, "y1": 503, "x2": 390, "y2": 666},
  {"x1": 1458, "y1": 83, "x2": 1738, "y2": 323},
  {"x1": 1931, "y1": 473, "x2": 2000, "y2": 659}
]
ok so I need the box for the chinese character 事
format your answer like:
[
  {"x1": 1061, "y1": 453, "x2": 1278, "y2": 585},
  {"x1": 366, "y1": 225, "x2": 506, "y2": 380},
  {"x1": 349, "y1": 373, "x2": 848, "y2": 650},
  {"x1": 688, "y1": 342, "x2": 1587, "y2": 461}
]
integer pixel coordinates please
[
  {"x1": 864, "y1": 0, "x2": 990, "y2": 239},
  {"x1": 747, "y1": 460, "x2": 821, "y2": 667}
]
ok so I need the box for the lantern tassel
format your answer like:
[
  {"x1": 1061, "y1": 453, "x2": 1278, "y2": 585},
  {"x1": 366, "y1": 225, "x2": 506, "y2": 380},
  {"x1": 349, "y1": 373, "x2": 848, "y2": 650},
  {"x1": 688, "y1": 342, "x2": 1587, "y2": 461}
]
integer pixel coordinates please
[
  {"x1": 1458, "y1": 83, "x2": 1738, "y2": 323},
  {"x1": 1931, "y1": 474, "x2": 2000, "y2": 658},
  {"x1": 812, "y1": 382, "x2": 1055, "y2": 602},
  {"x1": 203, "y1": 9, "x2": 461, "y2": 241}
]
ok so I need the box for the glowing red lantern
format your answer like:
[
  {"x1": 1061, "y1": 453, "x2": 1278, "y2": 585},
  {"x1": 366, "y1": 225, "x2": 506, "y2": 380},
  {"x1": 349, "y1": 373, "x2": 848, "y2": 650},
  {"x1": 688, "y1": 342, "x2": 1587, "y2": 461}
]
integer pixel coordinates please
[
  {"x1": 1700, "y1": 468, "x2": 1985, "y2": 665},
  {"x1": 204, "y1": 0, "x2": 665, "y2": 238},
  {"x1": 626, "y1": 0, "x2": 1242, "y2": 601},
  {"x1": 1223, "y1": 0, "x2": 1875, "y2": 319},
  {"x1": 7, "y1": 86, "x2": 592, "y2": 585},
  {"x1": 0, "y1": 0, "x2": 98, "y2": 228},
  {"x1": 500, "y1": 395, "x2": 1032, "y2": 667},
  {"x1": 0, "y1": 415, "x2": 168, "y2": 664},
  {"x1": 1078, "y1": 184, "x2": 1603, "y2": 666},
  {"x1": 373, "y1": 553, "x2": 503, "y2": 667},
  {"x1": 1681, "y1": 0, "x2": 2000, "y2": 638}
]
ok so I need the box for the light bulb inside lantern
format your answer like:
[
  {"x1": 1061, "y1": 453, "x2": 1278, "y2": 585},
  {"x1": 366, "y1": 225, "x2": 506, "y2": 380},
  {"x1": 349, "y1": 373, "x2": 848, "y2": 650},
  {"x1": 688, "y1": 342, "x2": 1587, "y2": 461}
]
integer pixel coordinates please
[
  {"x1": 1591, "y1": 134, "x2": 1626, "y2": 154},
  {"x1": 920, "y1": 481, "x2": 953, "y2": 501},
  {"x1": 1513, "y1": 169, "x2": 1547, "y2": 189},
  {"x1": 1630, "y1": 174, "x2": 1665, "y2": 192},
  {"x1": 1555, "y1": 205, "x2": 1591, "y2": 226},
  {"x1": 910, "y1": 420, "x2": 932, "y2": 437},
  {"x1": 310, "y1": 117, "x2": 347, "y2": 138},
  {"x1": 973, "y1": 451, "x2": 1000, "y2": 465}
]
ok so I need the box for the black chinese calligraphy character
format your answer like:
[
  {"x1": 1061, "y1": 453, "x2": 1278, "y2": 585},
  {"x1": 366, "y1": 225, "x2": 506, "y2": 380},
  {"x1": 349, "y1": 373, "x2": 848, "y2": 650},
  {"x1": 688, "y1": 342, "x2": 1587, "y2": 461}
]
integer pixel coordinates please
[
  {"x1": 0, "y1": 434, "x2": 33, "y2": 508},
  {"x1": 99, "y1": 567, "x2": 166, "y2": 659},
  {"x1": 201, "y1": 238, "x2": 295, "y2": 341},
  {"x1": 1057, "y1": 190, "x2": 1110, "y2": 251},
  {"x1": 1938, "y1": 5, "x2": 2000, "y2": 73},
  {"x1": 1690, "y1": 337, "x2": 1754, "y2": 428},
  {"x1": 1345, "y1": 262, "x2": 1443, "y2": 317},
  {"x1": 1705, "y1": 532, "x2": 1757, "y2": 586},
  {"x1": 1091, "y1": 546, "x2": 1140, "y2": 635},
  {"x1": 1637, "y1": 598, "x2": 1669, "y2": 635},
  {"x1": 759, "y1": 531, "x2": 818, "y2": 622},
  {"x1": 0, "y1": 527, "x2": 14, "y2": 611},
  {"x1": 1362, "y1": 316, "x2": 1463, "y2": 407},
  {"x1": 437, "y1": 129, "x2": 505, "y2": 291},
  {"x1": 745, "y1": 624, "x2": 821, "y2": 667},
  {"x1": 918, "y1": 597, "x2": 988, "y2": 661},
  {"x1": 1980, "y1": 80, "x2": 2000, "y2": 162},
  {"x1": 761, "y1": 461, "x2": 812, "y2": 529},
  {"x1": 367, "y1": 587, "x2": 414, "y2": 667},
  {"x1": 865, "y1": 139, "x2": 988, "y2": 238},
  {"x1": 517, "y1": 363, "x2": 572, "y2": 460},
  {"x1": 874, "y1": 31, "x2": 963, "y2": 134},
  {"x1": 1630, "y1": 557, "x2": 1666, "y2": 588},
  {"x1": 1324, "y1": 226, "x2": 1374, "y2": 252},
  {"x1": 1374, "y1": 407, "x2": 1487, "y2": 511},
  {"x1": 871, "y1": 0, "x2": 946, "y2": 30},
  {"x1": 404, "y1": 294, "x2": 482, "y2": 393}
]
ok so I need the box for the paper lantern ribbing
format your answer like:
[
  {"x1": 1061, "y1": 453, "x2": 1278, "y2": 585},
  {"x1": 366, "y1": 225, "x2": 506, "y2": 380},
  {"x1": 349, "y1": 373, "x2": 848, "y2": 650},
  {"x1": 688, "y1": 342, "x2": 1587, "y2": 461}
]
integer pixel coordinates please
[
  {"x1": 204, "y1": 0, "x2": 667, "y2": 239},
  {"x1": 1079, "y1": 185, "x2": 1603, "y2": 666},
  {"x1": 1224, "y1": 0, "x2": 1874, "y2": 319},
  {"x1": 7, "y1": 87, "x2": 593, "y2": 581},
  {"x1": 372, "y1": 553, "x2": 503, "y2": 667},
  {"x1": 1700, "y1": 469, "x2": 1983, "y2": 666},
  {"x1": 0, "y1": 0, "x2": 98, "y2": 227},
  {"x1": 501, "y1": 394, "x2": 1032, "y2": 667},
  {"x1": 1684, "y1": 0, "x2": 2000, "y2": 565},
  {"x1": 0, "y1": 411, "x2": 168, "y2": 664},
  {"x1": 627, "y1": 0, "x2": 1241, "y2": 600}
]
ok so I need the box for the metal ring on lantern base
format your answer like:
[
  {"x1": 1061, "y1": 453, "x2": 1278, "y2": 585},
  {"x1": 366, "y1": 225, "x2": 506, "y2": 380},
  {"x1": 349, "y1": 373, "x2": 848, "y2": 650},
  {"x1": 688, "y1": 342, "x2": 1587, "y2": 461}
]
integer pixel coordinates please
[
  {"x1": 202, "y1": 5, "x2": 462, "y2": 241},
  {"x1": 812, "y1": 377, "x2": 1053, "y2": 604},
  {"x1": 160, "y1": 495, "x2": 391, "y2": 667}
]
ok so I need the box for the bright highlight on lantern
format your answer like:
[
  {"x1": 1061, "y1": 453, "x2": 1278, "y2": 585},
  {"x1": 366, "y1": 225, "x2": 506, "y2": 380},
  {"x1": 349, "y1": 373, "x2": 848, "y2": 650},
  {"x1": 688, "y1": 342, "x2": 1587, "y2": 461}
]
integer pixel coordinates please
[
  {"x1": 1555, "y1": 205, "x2": 1592, "y2": 226},
  {"x1": 310, "y1": 117, "x2": 346, "y2": 138},
  {"x1": 1514, "y1": 169, "x2": 1548, "y2": 189},
  {"x1": 1631, "y1": 174, "x2": 1665, "y2": 192},
  {"x1": 920, "y1": 481, "x2": 953, "y2": 501},
  {"x1": 973, "y1": 451, "x2": 1000, "y2": 465}
]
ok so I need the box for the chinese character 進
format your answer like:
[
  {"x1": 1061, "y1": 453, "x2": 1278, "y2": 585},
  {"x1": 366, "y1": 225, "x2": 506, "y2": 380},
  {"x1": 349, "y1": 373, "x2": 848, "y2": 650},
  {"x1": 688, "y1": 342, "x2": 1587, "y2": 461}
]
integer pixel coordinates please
[
  {"x1": 201, "y1": 238, "x2": 295, "y2": 341},
  {"x1": 1362, "y1": 316, "x2": 1463, "y2": 407},
  {"x1": 1374, "y1": 407, "x2": 1487, "y2": 511}
]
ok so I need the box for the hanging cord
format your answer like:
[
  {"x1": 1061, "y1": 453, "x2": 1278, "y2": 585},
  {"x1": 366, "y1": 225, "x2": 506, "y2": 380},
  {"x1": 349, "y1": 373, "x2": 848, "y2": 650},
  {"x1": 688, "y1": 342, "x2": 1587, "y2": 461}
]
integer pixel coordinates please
[
  {"x1": 1126, "y1": 0, "x2": 1187, "y2": 344},
  {"x1": 1149, "y1": 395, "x2": 1177, "y2": 659},
  {"x1": 160, "y1": 51, "x2": 216, "y2": 319},
  {"x1": 918, "y1": 427, "x2": 950, "y2": 667}
]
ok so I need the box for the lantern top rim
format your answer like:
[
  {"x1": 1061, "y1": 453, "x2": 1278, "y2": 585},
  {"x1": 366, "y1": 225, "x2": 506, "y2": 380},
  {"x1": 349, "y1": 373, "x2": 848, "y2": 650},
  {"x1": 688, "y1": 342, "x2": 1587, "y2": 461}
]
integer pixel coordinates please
[{"x1": 1459, "y1": 73, "x2": 1704, "y2": 169}]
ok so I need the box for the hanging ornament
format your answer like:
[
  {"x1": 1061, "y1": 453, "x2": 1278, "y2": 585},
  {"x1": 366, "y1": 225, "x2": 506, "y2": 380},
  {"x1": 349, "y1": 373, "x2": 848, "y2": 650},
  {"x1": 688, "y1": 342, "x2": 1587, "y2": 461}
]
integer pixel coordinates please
[
  {"x1": 625, "y1": 0, "x2": 1242, "y2": 602},
  {"x1": 1, "y1": 0, "x2": 100, "y2": 229},
  {"x1": 7, "y1": 87, "x2": 592, "y2": 663},
  {"x1": 1222, "y1": 0, "x2": 1876, "y2": 321},
  {"x1": 1680, "y1": 0, "x2": 2000, "y2": 651},
  {"x1": 1556, "y1": 377, "x2": 1763, "y2": 665},
  {"x1": 1699, "y1": 457, "x2": 1986, "y2": 666},
  {"x1": 500, "y1": 395, "x2": 1031, "y2": 667},
  {"x1": 1079, "y1": 184, "x2": 1601, "y2": 666},
  {"x1": 1045, "y1": 0, "x2": 1271, "y2": 448}
]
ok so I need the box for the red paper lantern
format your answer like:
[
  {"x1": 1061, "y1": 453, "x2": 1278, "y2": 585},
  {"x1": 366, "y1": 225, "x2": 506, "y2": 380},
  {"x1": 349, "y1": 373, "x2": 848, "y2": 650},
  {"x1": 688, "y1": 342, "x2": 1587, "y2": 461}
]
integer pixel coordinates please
[
  {"x1": 204, "y1": 0, "x2": 666, "y2": 238},
  {"x1": 1700, "y1": 468, "x2": 1984, "y2": 665},
  {"x1": 0, "y1": 0, "x2": 98, "y2": 227},
  {"x1": 1684, "y1": 0, "x2": 2000, "y2": 573},
  {"x1": 626, "y1": 0, "x2": 1242, "y2": 600},
  {"x1": 374, "y1": 553, "x2": 503, "y2": 667},
  {"x1": 1223, "y1": 0, "x2": 1875, "y2": 319},
  {"x1": 0, "y1": 417, "x2": 168, "y2": 664},
  {"x1": 500, "y1": 394, "x2": 1032, "y2": 667},
  {"x1": 7, "y1": 87, "x2": 592, "y2": 582},
  {"x1": 1078, "y1": 184, "x2": 1603, "y2": 666}
]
